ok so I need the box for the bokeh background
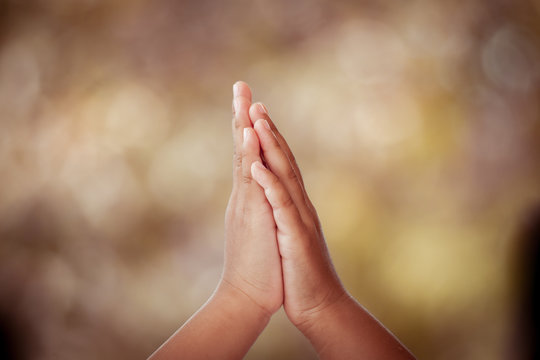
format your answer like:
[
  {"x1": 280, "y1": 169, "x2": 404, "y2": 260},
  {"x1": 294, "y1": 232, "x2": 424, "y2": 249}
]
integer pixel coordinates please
[{"x1": 1, "y1": 0, "x2": 540, "y2": 359}]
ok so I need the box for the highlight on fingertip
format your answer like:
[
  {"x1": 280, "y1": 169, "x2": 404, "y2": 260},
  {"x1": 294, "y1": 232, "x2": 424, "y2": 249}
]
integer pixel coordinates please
[{"x1": 233, "y1": 81, "x2": 240, "y2": 97}]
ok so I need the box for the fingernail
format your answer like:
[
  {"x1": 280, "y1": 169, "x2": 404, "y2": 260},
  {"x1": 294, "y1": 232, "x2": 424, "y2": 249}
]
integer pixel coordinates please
[
  {"x1": 262, "y1": 119, "x2": 271, "y2": 130},
  {"x1": 233, "y1": 82, "x2": 240, "y2": 97},
  {"x1": 257, "y1": 103, "x2": 268, "y2": 114}
]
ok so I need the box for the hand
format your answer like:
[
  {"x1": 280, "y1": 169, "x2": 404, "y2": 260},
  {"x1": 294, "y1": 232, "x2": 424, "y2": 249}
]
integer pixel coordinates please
[
  {"x1": 248, "y1": 100, "x2": 415, "y2": 359},
  {"x1": 147, "y1": 83, "x2": 284, "y2": 360},
  {"x1": 219, "y1": 82, "x2": 283, "y2": 317},
  {"x1": 247, "y1": 102, "x2": 346, "y2": 328},
  {"x1": 149, "y1": 82, "x2": 415, "y2": 360}
]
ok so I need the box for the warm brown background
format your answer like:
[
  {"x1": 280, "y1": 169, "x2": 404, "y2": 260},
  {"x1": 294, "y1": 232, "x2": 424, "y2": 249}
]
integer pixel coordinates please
[{"x1": 1, "y1": 0, "x2": 539, "y2": 359}]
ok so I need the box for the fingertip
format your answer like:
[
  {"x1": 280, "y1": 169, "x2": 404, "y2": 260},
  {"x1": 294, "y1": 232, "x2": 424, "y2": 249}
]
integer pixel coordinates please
[
  {"x1": 234, "y1": 80, "x2": 248, "y2": 87},
  {"x1": 254, "y1": 118, "x2": 271, "y2": 132},
  {"x1": 258, "y1": 103, "x2": 269, "y2": 114},
  {"x1": 233, "y1": 81, "x2": 252, "y2": 101},
  {"x1": 248, "y1": 103, "x2": 258, "y2": 124},
  {"x1": 250, "y1": 102, "x2": 269, "y2": 121}
]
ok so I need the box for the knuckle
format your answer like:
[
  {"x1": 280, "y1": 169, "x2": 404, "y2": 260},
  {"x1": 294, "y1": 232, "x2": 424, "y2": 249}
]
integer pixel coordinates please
[
  {"x1": 234, "y1": 152, "x2": 242, "y2": 169},
  {"x1": 269, "y1": 173, "x2": 280, "y2": 187},
  {"x1": 233, "y1": 117, "x2": 242, "y2": 131},
  {"x1": 242, "y1": 174, "x2": 252, "y2": 184},
  {"x1": 279, "y1": 193, "x2": 295, "y2": 209},
  {"x1": 286, "y1": 167, "x2": 298, "y2": 181}
]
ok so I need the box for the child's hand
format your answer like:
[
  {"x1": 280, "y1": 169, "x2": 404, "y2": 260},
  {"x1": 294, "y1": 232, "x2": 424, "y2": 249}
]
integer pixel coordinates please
[
  {"x1": 249, "y1": 100, "x2": 415, "y2": 359},
  {"x1": 147, "y1": 83, "x2": 284, "y2": 360},
  {"x1": 247, "y1": 102, "x2": 346, "y2": 329},
  {"x1": 149, "y1": 82, "x2": 414, "y2": 360},
  {"x1": 219, "y1": 82, "x2": 283, "y2": 317}
]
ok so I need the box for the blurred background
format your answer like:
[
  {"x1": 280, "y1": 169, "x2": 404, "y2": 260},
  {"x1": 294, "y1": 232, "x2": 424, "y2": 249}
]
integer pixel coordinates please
[{"x1": 1, "y1": 0, "x2": 540, "y2": 359}]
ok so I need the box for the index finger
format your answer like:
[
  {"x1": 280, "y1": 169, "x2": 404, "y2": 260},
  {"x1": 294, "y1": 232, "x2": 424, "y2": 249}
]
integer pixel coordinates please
[
  {"x1": 249, "y1": 102, "x2": 304, "y2": 188},
  {"x1": 231, "y1": 81, "x2": 253, "y2": 187}
]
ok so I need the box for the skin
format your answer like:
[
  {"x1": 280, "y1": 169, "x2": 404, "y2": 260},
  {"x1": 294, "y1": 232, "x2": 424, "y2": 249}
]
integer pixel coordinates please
[
  {"x1": 148, "y1": 82, "x2": 416, "y2": 360},
  {"x1": 249, "y1": 102, "x2": 415, "y2": 360}
]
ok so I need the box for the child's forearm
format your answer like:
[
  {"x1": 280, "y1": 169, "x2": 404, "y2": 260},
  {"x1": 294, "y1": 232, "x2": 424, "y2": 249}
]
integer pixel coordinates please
[
  {"x1": 148, "y1": 281, "x2": 270, "y2": 360},
  {"x1": 298, "y1": 293, "x2": 415, "y2": 359}
]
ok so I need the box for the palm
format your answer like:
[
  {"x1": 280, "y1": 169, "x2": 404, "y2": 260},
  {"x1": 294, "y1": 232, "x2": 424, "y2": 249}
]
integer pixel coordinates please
[
  {"x1": 223, "y1": 187, "x2": 283, "y2": 314},
  {"x1": 221, "y1": 81, "x2": 283, "y2": 315}
]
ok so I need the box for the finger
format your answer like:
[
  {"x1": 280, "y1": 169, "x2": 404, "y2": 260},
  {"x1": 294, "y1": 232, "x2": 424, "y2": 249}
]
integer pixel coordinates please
[
  {"x1": 249, "y1": 103, "x2": 305, "y2": 188},
  {"x1": 234, "y1": 80, "x2": 252, "y2": 103},
  {"x1": 241, "y1": 127, "x2": 262, "y2": 187},
  {"x1": 251, "y1": 161, "x2": 306, "y2": 254},
  {"x1": 232, "y1": 81, "x2": 253, "y2": 188},
  {"x1": 253, "y1": 118, "x2": 312, "y2": 222},
  {"x1": 249, "y1": 102, "x2": 319, "y2": 219}
]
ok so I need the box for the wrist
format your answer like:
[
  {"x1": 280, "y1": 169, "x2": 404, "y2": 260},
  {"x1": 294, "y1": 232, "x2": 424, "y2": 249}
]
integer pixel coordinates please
[
  {"x1": 214, "y1": 279, "x2": 273, "y2": 328},
  {"x1": 149, "y1": 278, "x2": 273, "y2": 359},
  {"x1": 294, "y1": 288, "x2": 353, "y2": 336},
  {"x1": 295, "y1": 292, "x2": 357, "y2": 354},
  {"x1": 295, "y1": 292, "x2": 415, "y2": 359}
]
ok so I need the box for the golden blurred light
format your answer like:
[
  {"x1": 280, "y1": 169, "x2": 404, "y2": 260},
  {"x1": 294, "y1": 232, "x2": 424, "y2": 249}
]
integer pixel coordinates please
[
  {"x1": 336, "y1": 20, "x2": 408, "y2": 86},
  {"x1": 103, "y1": 83, "x2": 171, "y2": 151},
  {"x1": 60, "y1": 143, "x2": 145, "y2": 232},
  {"x1": 352, "y1": 91, "x2": 421, "y2": 152},
  {"x1": 147, "y1": 118, "x2": 226, "y2": 213}
]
